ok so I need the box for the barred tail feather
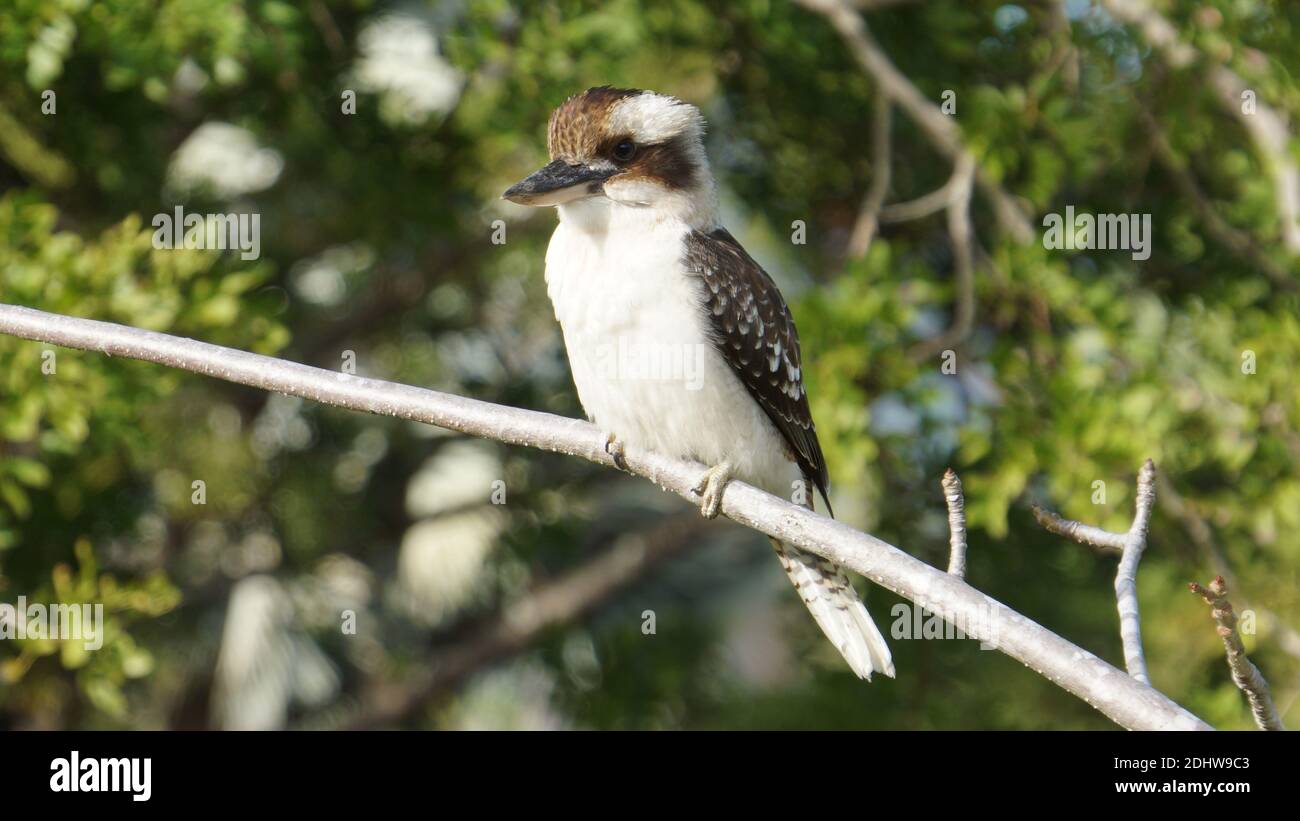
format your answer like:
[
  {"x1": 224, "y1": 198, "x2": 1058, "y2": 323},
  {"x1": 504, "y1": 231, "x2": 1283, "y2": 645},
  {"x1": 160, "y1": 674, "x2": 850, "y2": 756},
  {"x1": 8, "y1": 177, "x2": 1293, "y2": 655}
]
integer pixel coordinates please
[{"x1": 771, "y1": 539, "x2": 895, "y2": 680}]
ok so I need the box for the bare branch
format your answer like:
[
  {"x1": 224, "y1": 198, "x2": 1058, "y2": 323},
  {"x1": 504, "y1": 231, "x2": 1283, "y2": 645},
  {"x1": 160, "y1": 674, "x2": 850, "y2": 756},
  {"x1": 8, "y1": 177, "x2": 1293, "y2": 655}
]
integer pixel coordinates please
[
  {"x1": 877, "y1": 153, "x2": 984, "y2": 225},
  {"x1": 909, "y1": 154, "x2": 977, "y2": 361},
  {"x1": 1116, "y1": 459, "x2": 1158, "y2": 684},
  {"x1": 941, "y1": 468, "x2": 967, "y2": 578},
  {"x1": 1033, "y1": 459, "x2": 1158, "y2": 684},
  {"x1": 347, "y1": 514, "x2": 707, "y2": 728},
  {"x1": 1031, "y1": 505, "x2": 1126, "y2": 553},
  {"x1": 1189, "y1": 576, "x2": 1286, "y2": 730},
  {"x1": 796, "y1": 0, "x2": 1034, "y2": 243},
  {"x1": 1100, "y1": 0, "x2": 1300, "y2": 254},
  {"x1": 800, "y1": 0, "x2": 1019, "y2": 360},
  {"x1": 0, "y1": 303, "x2": 1211, "y2": 730},
  {"x1": 879, "y1": 184, "x2": 952, "y2": 223},
  {"x1": 846, "y1": 94, "x2": 892, "y2": 258}
]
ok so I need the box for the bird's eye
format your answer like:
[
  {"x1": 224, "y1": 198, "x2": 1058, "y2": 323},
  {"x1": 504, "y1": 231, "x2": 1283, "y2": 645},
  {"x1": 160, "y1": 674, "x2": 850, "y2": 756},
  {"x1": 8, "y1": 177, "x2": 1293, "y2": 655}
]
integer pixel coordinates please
[{"x1": 612, "y1": 140, "x2": 636, "y2": 162}]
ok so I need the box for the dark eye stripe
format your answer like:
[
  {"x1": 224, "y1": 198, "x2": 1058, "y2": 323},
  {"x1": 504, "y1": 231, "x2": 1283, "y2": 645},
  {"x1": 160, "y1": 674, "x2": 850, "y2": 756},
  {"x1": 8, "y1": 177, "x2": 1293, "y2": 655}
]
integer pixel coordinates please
[{"x1": 618, "y1": 135, "x2": 696, "y2": 190}]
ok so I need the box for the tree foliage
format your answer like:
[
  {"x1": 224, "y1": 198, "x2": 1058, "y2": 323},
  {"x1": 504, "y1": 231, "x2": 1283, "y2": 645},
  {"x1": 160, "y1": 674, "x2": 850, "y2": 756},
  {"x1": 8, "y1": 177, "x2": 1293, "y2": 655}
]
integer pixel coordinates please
[{"x1": 0, "y1": 0, "x2": 1297, "y2": 729}]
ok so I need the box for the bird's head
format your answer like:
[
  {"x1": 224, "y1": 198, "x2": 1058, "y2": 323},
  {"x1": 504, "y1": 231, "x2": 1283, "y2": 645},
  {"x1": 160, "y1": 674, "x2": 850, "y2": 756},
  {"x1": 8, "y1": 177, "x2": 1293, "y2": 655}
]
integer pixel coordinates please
[{"x1": 503, "y1": 86, "x2": 715, "y2": 224}]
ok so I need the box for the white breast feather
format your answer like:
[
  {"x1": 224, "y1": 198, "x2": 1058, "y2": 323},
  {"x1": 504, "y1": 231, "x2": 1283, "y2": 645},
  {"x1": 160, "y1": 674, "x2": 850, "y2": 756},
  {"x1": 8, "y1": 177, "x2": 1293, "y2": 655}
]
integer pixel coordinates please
[{"x1": 544, "y1": 197, "x2": 800, "y2": 499}]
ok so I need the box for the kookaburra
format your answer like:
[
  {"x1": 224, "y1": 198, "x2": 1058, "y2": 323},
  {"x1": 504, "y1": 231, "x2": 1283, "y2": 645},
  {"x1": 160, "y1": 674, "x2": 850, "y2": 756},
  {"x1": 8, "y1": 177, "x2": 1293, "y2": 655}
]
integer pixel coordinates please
[{"x1": 504, "y1": 87, "x2": 894, "y2": 680}]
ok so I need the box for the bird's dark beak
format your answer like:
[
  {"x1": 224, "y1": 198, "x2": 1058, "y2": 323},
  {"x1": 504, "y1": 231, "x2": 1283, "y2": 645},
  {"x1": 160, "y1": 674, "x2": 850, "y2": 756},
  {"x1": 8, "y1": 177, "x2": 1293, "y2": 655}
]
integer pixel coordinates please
[{"x1": 502, "y1": 159, "x2": 614, "y2": 206}]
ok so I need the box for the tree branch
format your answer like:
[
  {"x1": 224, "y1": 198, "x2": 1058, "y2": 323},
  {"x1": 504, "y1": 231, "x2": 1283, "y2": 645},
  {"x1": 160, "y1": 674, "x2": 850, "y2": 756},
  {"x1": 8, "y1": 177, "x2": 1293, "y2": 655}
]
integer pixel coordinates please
[
  {"x1": 909, "y1": 153, "x2": 977, "y2": 362},
  {"x1": 1100, "y1": 0, "x2": 1300, "y2": 255},
  {"x1": 1116, "y1": 459, "x2": 1158, "y2": 684},
  {"x1": 941, "y1": 468, "x2": 967, "y2": 579},
  {"x1": 846, "y1": 94, "x2": 892, "y2": 258},
  {"x1": 1031, "y1": 506, "x2": 1126, "y2": 553},
  {"x1": 797, "y1": 0, "x2": 1034, "y2": 243},
  {"x1": 346, "y1": 513, "x2": 708, "y2": 728},
  {"x1": 879, "y1": 177, "x2": 956, "y2": 224},
  {"x1": 1189, "y1": 576, "x2": 1286, "y2": 731},
  {"x1": 0, "y1": 303, "x2": 1211, "y2": 730},
  {"x1": 1032, "y1": 459, "x2": 1158, "y2": 684}
]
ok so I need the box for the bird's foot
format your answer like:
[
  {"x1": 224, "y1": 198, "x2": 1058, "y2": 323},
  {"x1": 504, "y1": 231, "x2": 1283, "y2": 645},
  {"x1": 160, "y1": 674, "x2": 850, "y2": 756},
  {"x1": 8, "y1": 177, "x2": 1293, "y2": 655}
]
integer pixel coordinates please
[
  {"x1": 604, "y1": 432, "x2": 628, "y2": 472},
  {"x1": 691, "y1": 460, "x2": 733, "y2": 519}
]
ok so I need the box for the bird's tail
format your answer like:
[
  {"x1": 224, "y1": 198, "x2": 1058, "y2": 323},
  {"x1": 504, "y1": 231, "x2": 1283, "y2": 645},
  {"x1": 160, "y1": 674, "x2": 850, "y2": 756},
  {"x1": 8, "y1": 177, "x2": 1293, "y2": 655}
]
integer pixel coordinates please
[{"x1": 771, "y1": 538, "x2": 895, "y2": 680}]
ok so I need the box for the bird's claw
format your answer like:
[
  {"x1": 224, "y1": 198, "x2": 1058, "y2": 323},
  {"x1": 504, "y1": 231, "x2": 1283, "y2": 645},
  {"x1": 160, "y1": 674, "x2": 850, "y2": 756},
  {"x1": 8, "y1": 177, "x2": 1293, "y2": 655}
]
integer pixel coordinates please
[
  {"x1": 692, "y1": 461, "x2": 733, "y2": 519},
  {"x1": 604, "y1": 432, "x2": 628, "y2": 472}
]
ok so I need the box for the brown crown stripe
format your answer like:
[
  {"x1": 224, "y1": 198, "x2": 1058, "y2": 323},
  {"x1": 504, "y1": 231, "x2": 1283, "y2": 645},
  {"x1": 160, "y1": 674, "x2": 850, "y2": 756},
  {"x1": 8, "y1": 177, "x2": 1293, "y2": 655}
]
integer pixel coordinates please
[{"x1": 548, "y1": 86, "x2": 643, "y2": 160}]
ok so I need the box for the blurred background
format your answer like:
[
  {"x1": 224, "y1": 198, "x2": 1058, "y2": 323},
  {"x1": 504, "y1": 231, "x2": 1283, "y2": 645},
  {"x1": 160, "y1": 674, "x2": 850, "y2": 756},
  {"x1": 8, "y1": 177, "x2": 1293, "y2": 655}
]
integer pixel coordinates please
[{"x1": 1, "y1": 0, "x2": 1298, "y2": 730}]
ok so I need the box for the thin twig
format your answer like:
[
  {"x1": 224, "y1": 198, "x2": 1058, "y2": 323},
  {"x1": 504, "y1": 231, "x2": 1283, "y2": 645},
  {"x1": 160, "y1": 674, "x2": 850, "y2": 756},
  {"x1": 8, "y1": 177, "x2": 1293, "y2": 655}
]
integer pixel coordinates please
[
  {"x1": 1189, "y1": 576, "x2": 1286, "y2": 730},
  {"x1": 879, "y1": 183, "x2": 954, "y2": 223},
  {"x1": 1031, "y1": 506, "x2": 1126, "y2": 553},
  {"x1": 0, "y1": 303, "x2": 1211, "y2": 730},
  {"x1": 846, "y1": 94, "x2": 892, "y2": 258},
  {"x1": 941, "y1": 468, "x2": 967, "y2": 578},
  {"x1": 1158, "y1": 473, "x2": 1300, "y2": 663},
  {"x1": 909, "y1": 154, "x2": 977, "y2": 362}
]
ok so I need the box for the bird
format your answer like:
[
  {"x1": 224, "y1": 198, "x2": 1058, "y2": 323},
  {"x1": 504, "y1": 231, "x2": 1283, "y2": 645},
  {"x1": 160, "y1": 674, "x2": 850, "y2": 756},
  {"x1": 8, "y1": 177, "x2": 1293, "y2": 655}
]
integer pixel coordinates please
[{"x1": 503, "y1": 86, "x2": 894, "y2": 681}]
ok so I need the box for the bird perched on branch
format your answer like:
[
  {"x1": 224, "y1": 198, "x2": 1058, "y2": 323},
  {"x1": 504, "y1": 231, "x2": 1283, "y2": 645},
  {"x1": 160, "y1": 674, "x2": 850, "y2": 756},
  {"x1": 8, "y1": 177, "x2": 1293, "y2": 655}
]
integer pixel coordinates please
[{"x1": 503, "y1": 86, "x2": 893, "y2": 680}]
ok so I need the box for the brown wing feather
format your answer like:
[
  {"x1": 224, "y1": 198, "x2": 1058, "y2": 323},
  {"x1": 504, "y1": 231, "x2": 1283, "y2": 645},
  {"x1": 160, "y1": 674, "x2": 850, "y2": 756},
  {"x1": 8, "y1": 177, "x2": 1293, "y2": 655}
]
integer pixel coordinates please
[{"x1": 684, "y1": 228, "x2": 832, "y2": 514}]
